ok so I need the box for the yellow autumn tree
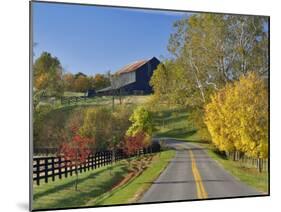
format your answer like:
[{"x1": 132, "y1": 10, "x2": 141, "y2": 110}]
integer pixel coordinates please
[
  {"x1": 204, "y1": 86, "x2": 237, "y2": 154},
  {"x1": 205, "y1": 72, "x2": 268, "y2": 160}
]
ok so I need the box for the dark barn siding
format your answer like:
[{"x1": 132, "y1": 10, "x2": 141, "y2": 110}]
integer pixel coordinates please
[{"x1": 121, "y1": 57, "x2": 160, "y2": 94}]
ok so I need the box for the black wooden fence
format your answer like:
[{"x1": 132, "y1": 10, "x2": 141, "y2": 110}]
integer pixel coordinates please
[
  {"x1": 60, "y1": 96, "x2": 89, "y2": 105},
  {"x1": 33, "y1": 144, "x2": 160, "y2": 185},
  {"x1": 227, "y1": 151, "x2": 268, "y2": 172},
  {"x1": 60, "y1": 95, "x2": 108, "y2": 105}
]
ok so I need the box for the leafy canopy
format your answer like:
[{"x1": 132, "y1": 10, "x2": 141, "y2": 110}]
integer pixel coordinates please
[
  {"x1": 126, "y1": 106, "x2": 153, "y2": 137},
  {"x1": 33, "y1": 52, "x2": 64, "y2": 97},
  {"x1": 204, "y1": 72, "x2": 268, "y2": 158}
]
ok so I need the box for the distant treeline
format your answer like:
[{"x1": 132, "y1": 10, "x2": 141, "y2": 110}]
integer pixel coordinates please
[
  {"x1": 63, "y1": 71, "x2": 110, "y2": 93},
  {"x1": 33, "y1": 52, "x2": 111, "y2": 97}
]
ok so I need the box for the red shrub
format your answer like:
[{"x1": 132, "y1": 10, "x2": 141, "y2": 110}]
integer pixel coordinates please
[
  {"x1": 59, "y1": 129, "x2": 92, "y2": 191},
  {"x1": 123, "y1": 131, "x2": 150, "y2": 156}
]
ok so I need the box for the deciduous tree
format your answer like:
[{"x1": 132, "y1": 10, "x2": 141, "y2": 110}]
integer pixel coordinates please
[
  {"x1": 63, "y1": 73, "x2": 75, "y2": 91},
  {"x1": 126, "y1": 106, "x2": 153, "y2": 137},
  {"x1": 59, "y1": 129, "x2": 91, "y2": 191},
  {"x1": 33, "y1": 52, "x2": 64, "y2": 97},
  {"x1": 73, "y1": 75, "x2": 90, "y2": 92},
  {"x1": 204, "y1": 72, "x2": 268, "y2": 170}
]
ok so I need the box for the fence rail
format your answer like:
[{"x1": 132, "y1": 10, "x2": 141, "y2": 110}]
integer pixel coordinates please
[
  {"x1": 227, "y1": 151, "x2": 268, "y2": 172},
  {"x1": 60, "y1": 95, "x2": 110, "y2": 105},
  {"x1": 60, "y1": 96, "x2": 89, "y2": 105},
  {"x1": 239, "y1": 156, "x2": 268, "y2": 172},
  {"x1": 33, "y1": 145, "x2": 160, "y2": 185}
]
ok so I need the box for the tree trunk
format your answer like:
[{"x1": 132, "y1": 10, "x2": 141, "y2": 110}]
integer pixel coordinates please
[
  {"x1": 112, "y1": 95, "x2": 115, "y2": 111},
  {"x1": 231, "y1": 152, "x2": 236, "y2": 161},
  {"x1": 119, "y1": 90, "x2": 122, "y2": 105},
  {"x1": 109, "y1": 150, "x2": 114, "y2": 176},
  {"x1": 258, "y1": 158, "x2": 263, "y2": 173},
  {"x1": 75, "y1": 151, "x2": 78, "y2": 191},
  {"x1": 75, "y1": 171, "x2": 78, "y2": 191}
]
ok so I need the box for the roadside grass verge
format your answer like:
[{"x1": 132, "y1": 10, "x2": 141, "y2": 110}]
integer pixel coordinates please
[
  {"x1": 33, "y1": 162, "x2": 129, "y2": 210},
  {"x1": 94, "y1": 150, "x2": 175, "y2": 205},
  {"x1": 151, "y1": 104, "x2": 268, "y2": 194},
  {"x1": 199, "y1": 143, "x2": 268, "y2": 193},
  {"x1": 33, "y1": 150, "x2": 174, "y2": 210}
]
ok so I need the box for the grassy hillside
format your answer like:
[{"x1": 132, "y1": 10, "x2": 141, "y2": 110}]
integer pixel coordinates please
[
  {"x1": 151, "y1": 107, "x2": 197, "y2": 140},
  {"x1": 64, "y1": 91, "x2": 85, "y2": 97},
  {"x1": 34, "y1": 95, "x2": 151, "y2": 148}
]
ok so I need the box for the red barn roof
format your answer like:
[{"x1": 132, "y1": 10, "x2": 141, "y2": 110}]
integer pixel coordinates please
[{"x1": 115, "y1": 59, "x2": 149, "y2": 75}]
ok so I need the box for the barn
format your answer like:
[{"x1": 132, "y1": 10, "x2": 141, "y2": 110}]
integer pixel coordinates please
[{"x1": 97, "y1": 57, "x2": 160, "y2": 95}]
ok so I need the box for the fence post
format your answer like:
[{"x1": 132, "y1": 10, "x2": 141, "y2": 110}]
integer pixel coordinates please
[
  {"x1": 36, "y1": 158, "x2": 40, "y2": 185},
  {"x1": 75, "y1": 162, "x2": 78, "y2": 177},
  {"x1": 64, "y1": 158, "x2": 68, "y2": 178},
  {"x1": 70, "y1": 161, "x2": 73, "y2": 176},
  {"x1": 44, "y1": 158, "x2": 48, "y2": 183},
  {"x1": 101, "y1": 152, "x2": 103, "y2": 167},
  {"x1": 102, "y1": 152, "x2": 104, "y2": 166},
  {"x1": 58, "y1": 157, "x2": 62, "y2": 179},
  {"x1": 94, "y1": 153, "x2": 97, "y2": 169},
  {"x1": 98, "y1": 152, "x2": 100, "y2": 168},
  {"x1": 90, "y1": 155, "x2": 93, "y2": 169},
  {"x1": 52, "y1": 157, "x2": 55, "y2": 181},
  {"x1": 107, "y1": 151, "x2": 109, "y2": 165}
]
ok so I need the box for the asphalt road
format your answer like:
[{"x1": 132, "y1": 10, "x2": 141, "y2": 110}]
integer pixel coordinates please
[{"x1": 139, "y1": 139, "x2": 261, "y2": 203}]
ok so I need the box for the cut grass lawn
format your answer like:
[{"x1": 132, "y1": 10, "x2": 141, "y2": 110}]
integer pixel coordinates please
[
  {"x1": 94, "y1": 150, "x2": 175, "y2": 205},
  {"x1": 33, "y1": 150, "x2": 175, "y2": 210},
  {"x1": 198, "y1": 143, "x2": 268, "y2": 193}
]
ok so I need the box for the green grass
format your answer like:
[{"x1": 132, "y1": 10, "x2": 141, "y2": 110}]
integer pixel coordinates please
[
  {"x1": 94, "y1": 150, "x2": 176, "y2": 205},
  {"x1": 63, "y1": 91, "x2": 85, "y2": 97},
  {"x1": 199, "y1": 143, "x2": 268, "y2": 193},
  {"x1": 33, "y1": 162, "x2": 130, "y2": 210},
  {"x1": 33, "y1": 150, "x2": 174, "y2": 210},
  {"x1": 60, "y1": 96, "x2": 112, "y2": 108},
  {"x1": 152, "y1": 107, "x2": 197, "y2": 140},
  {"x1": 150, "y1": 105, "x2": 268, "y2": 194},
  {"x1": 58, "y1": 95, "x2": 151, "y2": 109}
]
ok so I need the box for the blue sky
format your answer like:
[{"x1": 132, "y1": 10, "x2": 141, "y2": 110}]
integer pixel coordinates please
[{"x1": 33, "y1": 2, "x2": 189, "y2": 75}]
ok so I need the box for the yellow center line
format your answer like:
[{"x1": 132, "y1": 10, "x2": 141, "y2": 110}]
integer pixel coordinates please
[{"x1": 189, "y1": 149, "x2": 208, "y2": 199}]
